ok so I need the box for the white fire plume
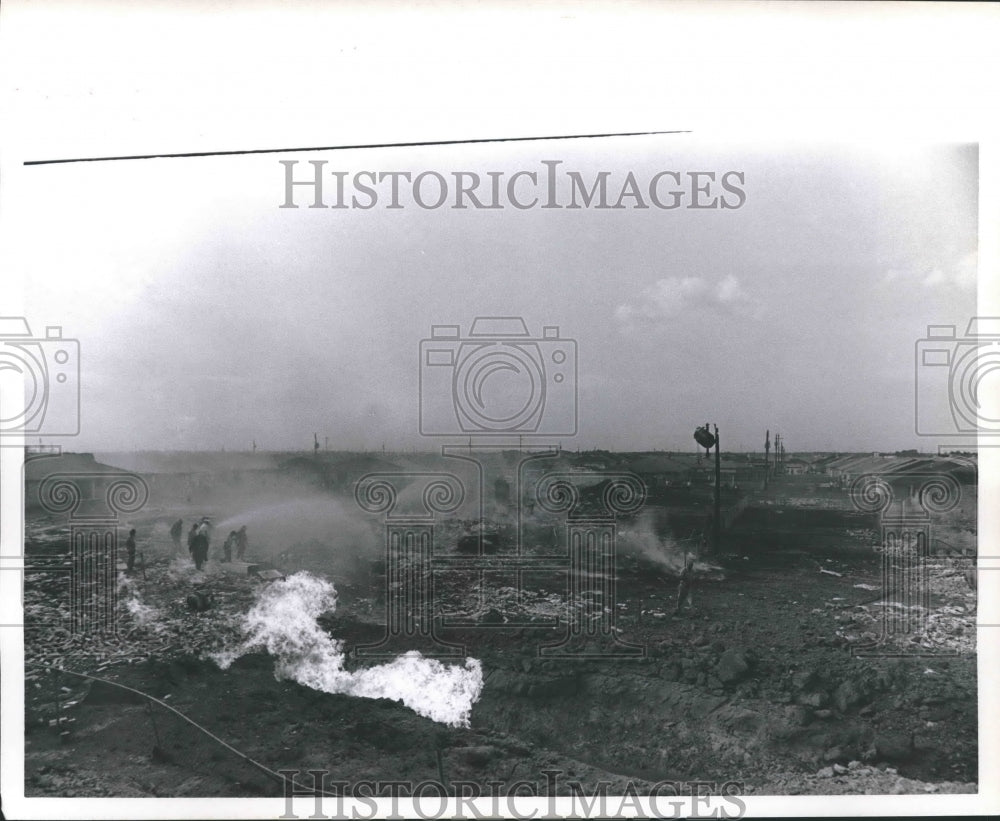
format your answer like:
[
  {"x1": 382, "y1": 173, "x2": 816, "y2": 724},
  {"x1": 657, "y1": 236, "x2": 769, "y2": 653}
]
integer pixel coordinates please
[
  {"x1": 117, "y1": 572, "x2": 165, "y2": 632},
  {"x1": 213, "y1": 572, "x2": 483, "y2": 728}
]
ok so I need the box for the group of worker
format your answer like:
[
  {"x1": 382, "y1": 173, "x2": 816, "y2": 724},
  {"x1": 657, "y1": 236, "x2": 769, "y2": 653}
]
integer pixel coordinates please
[
  {"x1": 169, "y1": 518, "x2": 249, "y2": 571},
  {"x1": 154, "y1": 516, "x2": 698, "y2": 613},
  {"x1": 221, "y1": 526, "x2": 250, "y2": 563}
]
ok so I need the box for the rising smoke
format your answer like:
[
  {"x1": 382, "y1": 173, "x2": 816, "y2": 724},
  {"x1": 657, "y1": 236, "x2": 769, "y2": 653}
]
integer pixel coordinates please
[
  {"x1": 616, "y1": 509, "x2": 690, "y2": 573},
  {"x1": 616, "y1": 509, "x2": 721, "y2": 575},
  {"x1": 213, "y1": 572, "x2": 484, "y2": 728}
]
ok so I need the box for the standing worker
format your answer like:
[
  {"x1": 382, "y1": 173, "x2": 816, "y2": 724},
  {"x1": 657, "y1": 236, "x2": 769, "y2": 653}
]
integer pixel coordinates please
[
  {"x1": 191, "y1": 527, "x2": 209, "y2": 571},
  {"x1": 197, "y1": 519, "x2": 212, "y2": 568},
  {"x1": 170, "y1": 518, "x2": 183, "y2": 553},
  {"x1": 673, "y1": 552, "x2": 696, "y2": 617},
  {"x1": 222, "y1": 530, "x2": 237, "y2": 563},
  {"x1": 125, "y1": 528, "x2": 137, "y2": 573},
  {"x1": 235, "y1": 525, "x2": 249, "y2": 560}
]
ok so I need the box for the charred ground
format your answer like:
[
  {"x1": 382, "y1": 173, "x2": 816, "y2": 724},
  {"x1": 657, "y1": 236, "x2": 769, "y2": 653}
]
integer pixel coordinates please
[{"x1": 23, "y1": 452, "x2": 977, "y2": 797}]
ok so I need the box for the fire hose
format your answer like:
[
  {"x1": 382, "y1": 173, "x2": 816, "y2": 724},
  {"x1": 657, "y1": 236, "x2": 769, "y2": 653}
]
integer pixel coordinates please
[{"x1": 31, "y1": 665, "x2": 344, "y2": 798}]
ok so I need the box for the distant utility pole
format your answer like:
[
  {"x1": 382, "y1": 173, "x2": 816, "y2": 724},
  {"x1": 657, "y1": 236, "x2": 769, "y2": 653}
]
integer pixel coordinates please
[
  {"x1": 252, "y1": 439, "x2": 257, "y2": 453},
  {"x1": 713, "y1": 426, "x2": 720, "y2": 553},
  {"x1": 314, "y1": 433, "x2": 320, "y2": 456},
  {"x1": 693, "y1": 422, "x2": 722, "y2": 556},
  {"x1": 764, "y1": 429, "x2": 771, "y2": 488}
]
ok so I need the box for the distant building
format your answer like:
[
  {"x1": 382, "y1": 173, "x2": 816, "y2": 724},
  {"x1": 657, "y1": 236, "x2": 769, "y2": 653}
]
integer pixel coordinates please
[
  {"x1": 823, "y1": 453, "x2": 976, "y2": 491},
  {"x1": 782, "y1": 457, "x2": 810, "y2": 475},
  {"x1": 24, "y1": 451, "x2": 127, "y2": 511}
]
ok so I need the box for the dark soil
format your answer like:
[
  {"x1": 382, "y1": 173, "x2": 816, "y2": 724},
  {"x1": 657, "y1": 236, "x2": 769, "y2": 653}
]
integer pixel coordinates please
[{"x1": 23, "y1": 476, "x2": 977, "y2": 797}]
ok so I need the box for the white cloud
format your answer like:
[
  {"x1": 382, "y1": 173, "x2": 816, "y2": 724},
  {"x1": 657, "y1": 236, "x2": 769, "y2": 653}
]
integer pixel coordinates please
[
  {"x1": 953, "y1": 250, "x2": 978, "y2": 288},
  {"x1": 616, "y1": 274, "x2": 757, "y2": 327},
  {"x1": 715, "y1": 274, "x2": 748, "y2": 304},
  {"x1": 923, "y1": 268, "x2": 947, "y2": 287},
  {"x1": 883, "y1": 250, "x2": 977, "y2": 291}
]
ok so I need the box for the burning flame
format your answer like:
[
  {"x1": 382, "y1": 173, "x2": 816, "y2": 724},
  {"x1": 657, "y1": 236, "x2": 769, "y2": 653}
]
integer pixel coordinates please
[
  {"x1": 213, "y1": 572, "x2": 483, "y2": 728},
  {"x1": 118, "y1": 573, "x2": 164, "y2": 631},
  {"x1": 125, "y1": 597, "x2": 163, "y2": 630}
]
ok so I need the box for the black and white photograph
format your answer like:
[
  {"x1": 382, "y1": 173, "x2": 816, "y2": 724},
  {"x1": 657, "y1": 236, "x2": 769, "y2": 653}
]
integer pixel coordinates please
[{"x1": 1, "y1": 2, "x2": 998, "y2": 818}]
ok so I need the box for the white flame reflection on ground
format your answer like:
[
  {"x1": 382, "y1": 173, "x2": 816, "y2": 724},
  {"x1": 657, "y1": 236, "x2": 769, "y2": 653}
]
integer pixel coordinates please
[{"x1": 213, "y1": 572, "x2": 483, "y2": 728}]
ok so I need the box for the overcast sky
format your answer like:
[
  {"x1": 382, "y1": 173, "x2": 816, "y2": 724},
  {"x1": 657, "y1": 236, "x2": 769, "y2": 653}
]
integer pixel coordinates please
[{"x1": 14, "y1": 137, "x2": 978, "y2": 453}]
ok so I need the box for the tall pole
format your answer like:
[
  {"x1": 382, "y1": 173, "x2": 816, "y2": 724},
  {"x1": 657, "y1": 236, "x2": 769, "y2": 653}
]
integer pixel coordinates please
[
  {"x1": 693, "y1": 423, "x2": 722, "y2": 557},
  {"x1": 714, "y1": 424, "x2": 721, "y2": 554},
  {"x1": 764, "y1": 429, "x2": 771, "y2": 489}
]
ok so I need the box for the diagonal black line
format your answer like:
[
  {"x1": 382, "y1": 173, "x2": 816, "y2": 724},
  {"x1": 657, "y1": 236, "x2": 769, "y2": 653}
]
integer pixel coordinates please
[{"x1": 23, "y1": 130, "x2": 691, "y2": 166}]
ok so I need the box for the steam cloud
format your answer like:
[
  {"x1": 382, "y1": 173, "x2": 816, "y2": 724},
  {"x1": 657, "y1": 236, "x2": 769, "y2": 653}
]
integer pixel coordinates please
[
  {"x1": 616, "y1": 510, "x2": 723, "y2": 576},
  {"x1": 213, "y1": 572, "x2": 483, "y2": 728},
  {"x1": 213, "y1": 496, "x2": 376, "y2": 556}
]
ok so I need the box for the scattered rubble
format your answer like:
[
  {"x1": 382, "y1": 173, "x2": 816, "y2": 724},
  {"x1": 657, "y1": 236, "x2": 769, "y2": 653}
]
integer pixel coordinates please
[{"x1": 751, "y1": 761, "x2": 975, "y2": 795}]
